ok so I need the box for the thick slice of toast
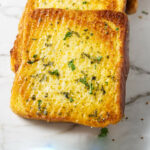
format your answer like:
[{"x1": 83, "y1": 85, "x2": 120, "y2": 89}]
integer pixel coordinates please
[
  {"x1": 11, "y1": 9, "x2": 129, "y2": 127},
  {"x1": 10, "y1": 0, "x2": 127, "y2": 72}
]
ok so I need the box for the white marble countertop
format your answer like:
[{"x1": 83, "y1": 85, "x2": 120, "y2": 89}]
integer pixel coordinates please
[{"x1": 0, "y1": 0, "x2": 150, "y2": 150}]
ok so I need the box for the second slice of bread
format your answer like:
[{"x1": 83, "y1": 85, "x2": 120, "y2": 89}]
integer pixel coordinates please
[
  {"x1": 10, "y1": 0, "x2": 127, "y2": 72},
  {"x1": 11, "y1": 9, "x2": 129, "y2": 127}
]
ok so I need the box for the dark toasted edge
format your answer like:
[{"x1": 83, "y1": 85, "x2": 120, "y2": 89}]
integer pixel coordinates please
[
  {"x1": 117, "y1": 14, "x2": 129, "y2": 119},
  {"x1": 10, "y1": 34, "x2": 21, "y2": 72},
  {"x1": 11, "y1": 9, "x2": 129, "y2": 127},
  {"x1": 126, "y1": 0, "x2": 138, "y2": 14},
  {"x1": 10, "y1": 0, "x2": 34, "y2": 73}
]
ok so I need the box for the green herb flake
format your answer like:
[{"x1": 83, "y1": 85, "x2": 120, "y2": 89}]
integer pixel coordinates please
[
  {"x1": 27, "y1": 60, "x2": 37, "y2": 64},
  {"x1": 69, "y1": 97, "x2": 74, "y2": 103},
  {"x1": 38, "y1": 100, "x2": 42, "y2": 110},
  {"x1": 97, "y1": 56, "x2": 103, "y2": 62},
  {"x1": 90, "y1": 33, "x2": 94, "y2": 36},
  {"x1": 45, "y1": 43, "x2": 52, "y2": 47},
  {"x1": 62, "y1": 92, "x2": 70, "y2": 99},
  {"x1": 63, "y1": 32, "x2": 73, "y2": 40},
  {"x1": 82, "y1": 1, "x2": 88, "y2": 4},
  {"x1": 33, "y1": 54, "x2": 38, "y2": 59},
  {"x1": 105, "y1": 82, "x2": 108, "y2": 86},
  {"x1": 89, "y1": 110, "x2": 97, "y2": 117},
  {"x1": 48, "y1": 70, "x2": 60, "y2": 77},
  {"x1": 101, "y1": 86, "x2": 106, "y2": 95},
  {"x1": 98, "y1": 128, "x2": 109, "y2": 137},
  {"x1": 116, "y1": 27, "x2": 119, "y2": 31},
  {"x1": 142, "y1": 10, "x2": 149, "y2": 15},
  {"x1": 43, "y1": 61, "x2": 54, "y2": 67},
  {"x1": 89, "y1": 83, "x2": 94, "y2": 94},
  {"x1": 68, "y1": 60, "x2": 76, "y2": 71},
  {"x1": 79, "y1": 77, "x2": 89, "y2": 88}
]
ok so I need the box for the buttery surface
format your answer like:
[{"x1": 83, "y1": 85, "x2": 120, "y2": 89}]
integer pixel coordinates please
[
  {"x1": 11, "y1": 9, "x2": 128, "y2": 127},
  {"x1": 1, "y1": 0, "x2": 150, "y2": 149},
  {"x1": 34, "y1": 0, "x2": 126, "y2": 11},
  {"x1": 10, "y1": 0, "x2": 126, "y2": 72}
]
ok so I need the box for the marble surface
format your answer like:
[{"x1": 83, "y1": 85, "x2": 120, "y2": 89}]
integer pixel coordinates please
[{"x1": 0, "y1": 0, "x2": 150, "y2": 150}]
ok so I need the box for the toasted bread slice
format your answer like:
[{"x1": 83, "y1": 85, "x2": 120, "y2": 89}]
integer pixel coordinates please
[
  {"x1": 11, "y1": 9, "x2": 129, "y2": 127},
  {"x1": 10, "y1": 0, "x2": 127, "y2": 72}
]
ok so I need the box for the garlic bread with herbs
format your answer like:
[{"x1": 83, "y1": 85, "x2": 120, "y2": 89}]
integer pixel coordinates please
[
  {"x1": 11, "y1": 9, "x2": 129, "y2": 127},
  {"x1": 10, "y1": 0, "x2": 127, "y2": 72}
]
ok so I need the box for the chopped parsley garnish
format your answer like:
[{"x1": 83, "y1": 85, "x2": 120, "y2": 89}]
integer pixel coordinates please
[
  {"x1": 97, "y1": 56, "x2": 103, "y2": 62},
  {"x1": 62, "y1": 92, "x2": 74, "y2": 103},
  {"x1": 38, "y1": 100, "x2": 42, "y2": 110},
  {"x1": 142, "y1": 10, "x2": 149, "y2": 15},
  {"x1": 62, "y1": 92, "x2": 70, "y2": 99},
  {"x1": 48, "y1": 70, "x2": 59, "y2": 77},
  {"x1": 68, "y1": 60, "x2": 76, "y2": 71},
  {"x1": 45, "y1": 43, "x2": 52, "y2": 47},
  {"x1": 79, "y1": 77, "x2": 89, "y2": 88},
  {"x1": 101, "y1": 86, "x2": 106, "y2": 95},
  {"x1": 69, "y1": 97, "x2": 74, "y2": 103},
  {"x1": 33, "y1": 54, "x2": 38, "y2": 59},
  {"x1": 64, "y1": 32, "x2": 73, "y2": 40},
  {"x1": 82, "y1": 1, "x2": 88, "y2": 4},
  {"x1": 39, "y1": 74, "x2": 47, "y2": 82},
  {"x1": 116, "y1": 27, "x2": 119, "y2": 31},
  {"x1": 105, "y1": 82, "x2": 108, "y2": 86},
  {"x1": 90, "y1": 33, "x2": 93, "y2": 36},
  {"x1": 27, "y1": 60, "x2": 37, "y2": 64},
  {"x1": 81, "y1": 52, "x2": 91, "y2": 59},
  {"x1": 89, "y1": 83, "x2": 94, "y2": 94},
  {"x1": 98, "y1": 128, "x2": 109, "y2": 137},
  {"x1": 89, "y1": 110, "x2": 97, "y2": 117},
  {"x1": 43, "y1": 61, "x2": 54, "y2": 67}
]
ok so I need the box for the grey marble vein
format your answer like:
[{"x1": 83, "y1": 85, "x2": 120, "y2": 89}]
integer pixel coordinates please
[
  {"x1": 130, "y1": 64, "x2": 150, "y2": 75},
  {"x1": 59, "y1": 124, "x2": 78, "y2": 134},
  {"x1": 126, "y1": 91, "x2": 150, "y2": 105}
]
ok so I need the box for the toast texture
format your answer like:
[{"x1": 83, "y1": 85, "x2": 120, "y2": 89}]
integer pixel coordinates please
[
  {"x1": 10, "y1": 0, "x2": 127, "y2": 72},
  {"x1": 11, "y1": 9, "x2": 129, "y2": 127},
  {"x1": 126, "y1": 0, "x2": 138, "y2": 14}
]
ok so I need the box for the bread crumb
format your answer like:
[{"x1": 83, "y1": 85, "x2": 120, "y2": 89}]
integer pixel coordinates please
[
  {"x1": 146, "y1": 102, "x2": 149, "y2": 105},
  {"x1": 138, "y1": 16, "x2": 142, "y2": 19},
  {"x1": 112, "y1": 138, "x2": 115, "y2": 142}
]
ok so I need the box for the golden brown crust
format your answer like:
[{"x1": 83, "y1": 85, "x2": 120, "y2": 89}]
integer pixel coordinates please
[
  {"x1": 11, "y1": 9, "x2": 129, "y2": 127},
  {"x1": 10, "y1": 0, "x2": 127, "y2": 73},
  {"x1": 126, "y1": 0, "x2": 138, "y2": 14}
]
